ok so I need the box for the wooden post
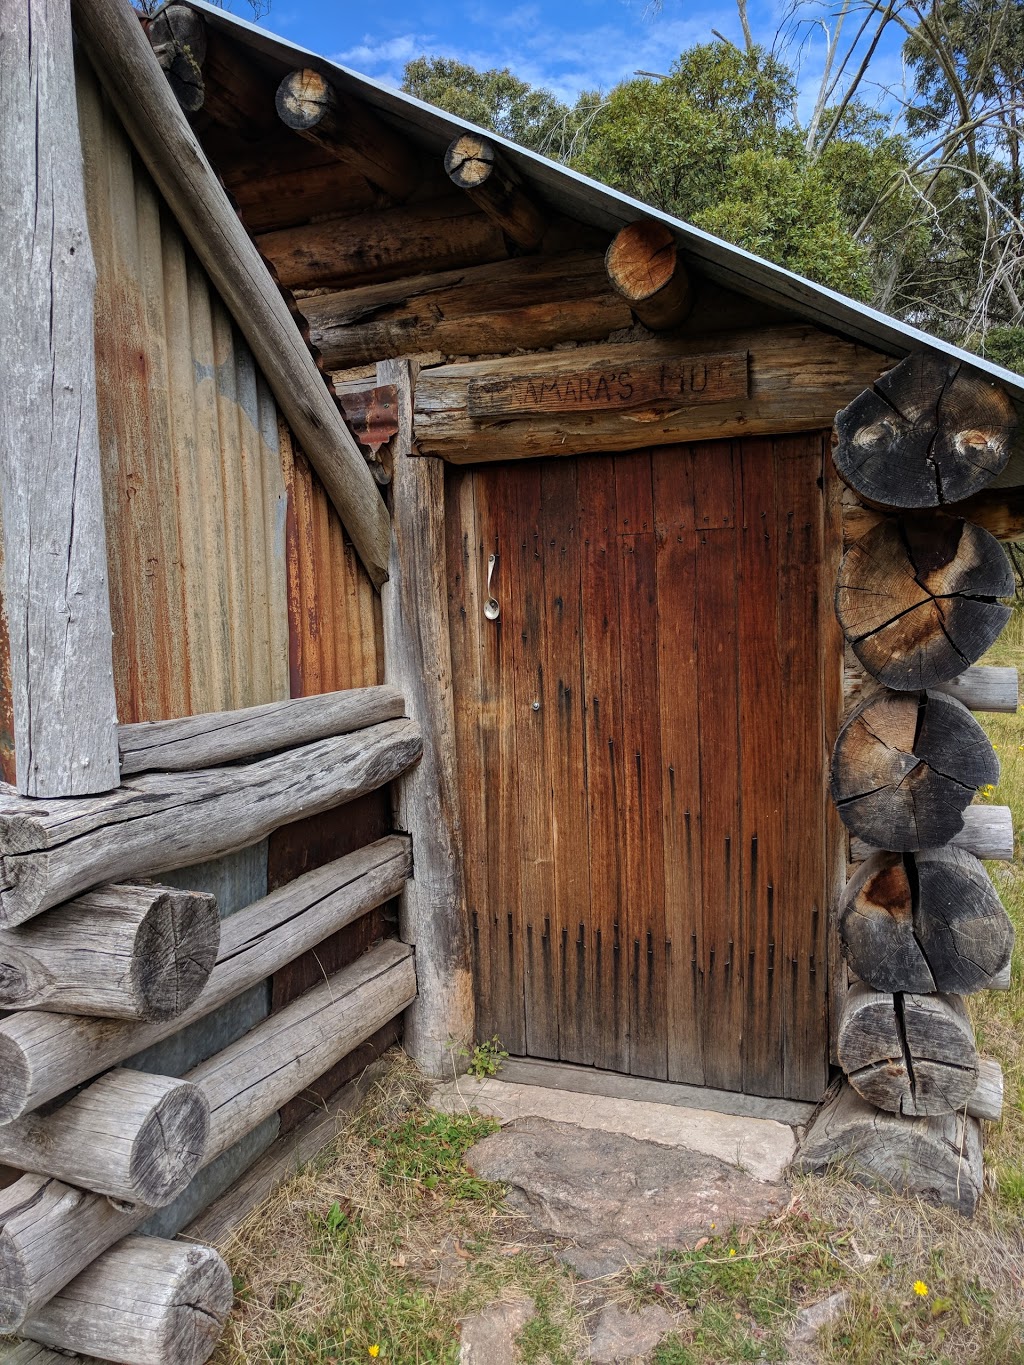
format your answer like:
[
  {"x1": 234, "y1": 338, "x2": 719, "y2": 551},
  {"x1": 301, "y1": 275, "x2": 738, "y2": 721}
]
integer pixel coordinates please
[
  {"x1": 0, "y1": 0, "x2": 120, "y2": 797},
  {"x1": 379, "y1": 358, "x2": 473, "y2": 1075},
  {"x1": 71, "y1": 0, "x2": 392, "y2": 589}
]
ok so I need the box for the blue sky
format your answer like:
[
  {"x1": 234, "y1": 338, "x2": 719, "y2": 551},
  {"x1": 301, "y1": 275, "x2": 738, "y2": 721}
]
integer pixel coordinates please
[{"x1": 248, "y1": 0, "x2": 910, "y2": 117}]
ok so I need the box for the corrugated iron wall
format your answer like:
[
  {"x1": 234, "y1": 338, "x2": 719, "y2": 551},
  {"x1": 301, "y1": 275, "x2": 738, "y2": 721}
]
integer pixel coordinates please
[{"x1": 77, "y1": 51, "x2": 291, "y2": 722}]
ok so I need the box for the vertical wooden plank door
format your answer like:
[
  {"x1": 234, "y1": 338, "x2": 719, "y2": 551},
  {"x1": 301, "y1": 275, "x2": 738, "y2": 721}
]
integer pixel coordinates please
[{"x1": 447, "y1": 433, "x2": 833, "y2": 1101}]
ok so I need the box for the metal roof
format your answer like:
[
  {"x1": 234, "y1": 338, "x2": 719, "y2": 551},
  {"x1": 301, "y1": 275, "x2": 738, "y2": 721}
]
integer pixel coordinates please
[{"x1": 185, "y1": 0, "x2": 1024, "y2": 404}]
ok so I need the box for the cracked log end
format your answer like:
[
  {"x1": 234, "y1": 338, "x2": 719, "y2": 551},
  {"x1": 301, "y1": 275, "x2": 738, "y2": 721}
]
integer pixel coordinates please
[
  {"x1": 834, "y1": 351, "x2": 1016, "y2": 509},
  {"x1": 831, "y1": 688, "x2": 998, "y2": 850},
  {"x1": 796, "y1": 1080, "x2": 983, "y2": 1216},
  {"x1": 605, "y1": 219, "x2": 693, "y2": 331},
  {"x1": 834, "y1": 515, "x2": 1013, "y2": 689}
]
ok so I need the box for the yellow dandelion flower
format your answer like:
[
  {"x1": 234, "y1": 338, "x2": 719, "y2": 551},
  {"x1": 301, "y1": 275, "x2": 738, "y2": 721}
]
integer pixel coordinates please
[
  {"x1": 368, "y1": 1347, "x2": 381, "y2": 1358},
  {"x1": 729, "y1": 1249, "x2": 737, "y2": 1257},
  {"x1": 913, "y1": 1281, "x2": 928, "y2": 1298}
]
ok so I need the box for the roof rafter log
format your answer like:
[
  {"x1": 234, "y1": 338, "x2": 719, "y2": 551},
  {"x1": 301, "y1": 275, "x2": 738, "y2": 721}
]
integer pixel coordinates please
[
  {"x1": 444, "y1": 132, "x2": 547, "y2": 251},
  {"x1": 276, "y1": 68, "x2": 420, "y2": 201},
  {"x1": 72, "y1": 0, "x2": 391, "y2": 587},
  {"x1": 0, "y1": 0, "x2": 120, "y2": 797},
  {"x1": 605, "y1": 219, "x2": 694, "y2": 330}
]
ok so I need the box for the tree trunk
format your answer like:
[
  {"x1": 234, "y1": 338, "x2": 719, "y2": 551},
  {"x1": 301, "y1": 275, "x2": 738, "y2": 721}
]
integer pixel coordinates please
[
  {"x1": 0, "y1": 719, "x2": 420, "y2": 926},
  {"x1": 837, "y1": 983, "x2": 978, "y2": 1116},
  {"x1": 796, "y1": 1080, "x2": 983, "y2": 1216},
  {"x1": 840, "y1": 847, "x2": 1014, "y2": 995},
  {"x1": 834, "y1": 352, "x2": 1016, "y2": 508},
  {"x1": 20, "y1": 1236, "x2": 232, "y2": 1365},
  {"x1": 0, "y1": 0, "x2": 120, "y2": 797},
  {"x1": 605, "y1": 219, "x2": 693, "y2": 330},
  {"x1": 0, "y1": 836, "x2": 410, "y2": 1123},
  {"x1": 835, "y1": 516, "x2": 1013, "y2": 688},
  {"x1": 0, "y1": 884, "x2": 219, "y2": 1020},
  {"x1": 0, "y1": 1070, "x2": 208, "y2": 1205},
  {"x1": 831, "y1": 689, "x2": 998, "y2": 849},
  {"x1": 276, "y1": 68, "x2": 419, "y2": 200}
]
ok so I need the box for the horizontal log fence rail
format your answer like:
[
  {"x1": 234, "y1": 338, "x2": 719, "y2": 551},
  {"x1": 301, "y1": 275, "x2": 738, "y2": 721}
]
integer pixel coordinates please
[
  {"x1": 800, "y1": 349, "x2": 1021, "y2": 1216},
  {"x1": 0, "y1": 679, "x2": 419, "y2": 1357}
]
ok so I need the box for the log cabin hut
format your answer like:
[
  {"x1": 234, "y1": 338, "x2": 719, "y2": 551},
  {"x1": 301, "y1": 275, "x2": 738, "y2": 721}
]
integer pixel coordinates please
[{"x1": 0, "y1": 0, "x2": 1022, "y2": 1359}]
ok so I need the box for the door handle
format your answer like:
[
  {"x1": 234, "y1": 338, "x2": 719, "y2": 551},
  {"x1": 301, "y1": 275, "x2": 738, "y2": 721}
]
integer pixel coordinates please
[{"x1": 484, "y1": 553, "x2": 500, "y2": 621}]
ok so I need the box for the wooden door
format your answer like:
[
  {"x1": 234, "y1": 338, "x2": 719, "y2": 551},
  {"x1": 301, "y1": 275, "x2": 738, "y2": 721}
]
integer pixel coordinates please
[{"x1": 446, "y1": 434, "x2": 836, "y2": 1101}]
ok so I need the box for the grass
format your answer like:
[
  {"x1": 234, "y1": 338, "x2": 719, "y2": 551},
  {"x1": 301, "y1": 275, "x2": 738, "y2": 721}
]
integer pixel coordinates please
[{"x1": 211, "y1": 615, "x2": 1024, "y2": 1363}]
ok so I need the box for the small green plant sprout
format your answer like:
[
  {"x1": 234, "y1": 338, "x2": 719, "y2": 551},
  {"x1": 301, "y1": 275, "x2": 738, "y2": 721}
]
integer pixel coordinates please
[{"x1": 460, "y1": 1035, "x2": 509, "y2": 1078}]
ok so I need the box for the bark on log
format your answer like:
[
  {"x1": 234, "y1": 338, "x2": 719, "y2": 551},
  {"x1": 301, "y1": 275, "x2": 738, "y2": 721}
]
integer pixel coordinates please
[
  {"x1": 276, "y1": 68, "x2": 419, "y2": 200},
  {"x1": 0, "y1": 1071, "x2": 208, "y2": 1205},
  {"x1": 834, "y1": 352, "x2": 1017, "y2": 508},
  {"x1": 849, "y1": 803, "x2": 1013, "y2": 862},
  {"x1": 796, "y1": 1080, "x2": 983, "y2": 1216},
  {"x1": 967, "y1": 1057, "x2": 1003, "y2": 1122},
  {"x1": 840, "y1": 847, "x2": 1014, "y2": 995},
  {"x1": 303, "y1": 252, "x2": 631, "y2": 370},
  {"x1": 0, "y1": 719, "x2": 420, "y2": 927},
  {"x1": 0, "y1": 940, "x2": 415, "y2": 1329},
  {"x1": 0, "y1": 836, "x2": 410, "y2": 1123},
  {"x1": 256, "y1": 195, "x2": 509, "y2": 291},
  {"x1": 146, "y1": 3, "x2": 206, "y2": 113},
  {"x1": 0, "y1": 884, "x2": 219, "y2": 1020},
  {"x1": 72, "y1": 0, "x2": 392, "y2": 588},
  {"x1": 835, "y1": 516, "x2": 1013, "y2": 689},
  {"x1": 444, "y1": 133, "x2": 546, "y2": 250},
  {"x1": 831, "y1": 689, "x2": 998, "y2": 850},
  {"x1": 118, "y1": 684, "x2": 405, "y2": 774},
  {"x1": 837, "y1": 983, "x2": 978, "y2": 1116},
  {"x1": 605, "y1": 219, "x2": 693, "y2": 330},
  {"x1": 0, "y1": 0, "x2": 120, "y2": 798},
  {"x1": 413, "y1": 325, "x2": 890, "y2": 462},
  {"x1": 20, "y1": 1236, "x2": 232, "y2": 1365},
  {"x1": 380, "y1": 359, "x2": 473, "y2": 1075}
]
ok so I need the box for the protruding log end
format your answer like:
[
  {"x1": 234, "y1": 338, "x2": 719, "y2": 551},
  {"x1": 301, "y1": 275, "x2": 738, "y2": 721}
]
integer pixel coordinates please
[
  {"x1": 129, "y1": 1076, "x2": 211, "y2": 1206},
  {"x1": 835, "y1": 515, "x2": 1013, "y2": 688},
  {"x1": 275, "y1": 66, "x2": 334, "y2": 131},
  {"x1": 831, "y1": 688, "x2": 998, "y2": 850},
  {"x1": 444, "y1": 133, "x2": 546, "y2": 250},
  {"x1": 796, "y1": 1080, "x2": 983, "y2": 1216},
  {"x1": 605, "y1": 219, "x2": 693, "y2": 331},
  {"x1": 834, "y1": 351, "x2": 1017, "y2": 509},
  {"x1": 146, "y1": 4, "x2": 207, "y2": 114},
  {"x1": 22, "y1": 1236, "x2": 233, "y2": 1365},
  {"x1": 134, "y1": 888, "x2": 220, "y2": 1020}
]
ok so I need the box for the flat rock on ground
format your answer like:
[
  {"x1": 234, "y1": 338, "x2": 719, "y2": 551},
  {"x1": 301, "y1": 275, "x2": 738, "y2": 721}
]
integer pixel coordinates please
[
  {"x1": 585, "y1": 1302, "x2": 677, "y2": 1362},
  {"x1": 464, "y1": 1117, "x2": 788, "y2": 1276},
  {"x1": 459, "y1": 1298, "x2": 535, "y2": 1364}
]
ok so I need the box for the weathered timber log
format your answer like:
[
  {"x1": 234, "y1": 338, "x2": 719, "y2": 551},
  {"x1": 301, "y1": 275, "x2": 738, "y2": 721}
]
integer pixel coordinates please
[
  {"x1": 20, "y1": 1236, "x2": 232, "y2": 1365},
  {"x1": 605, "y1": 219, "x2": 693, "y2": 330},
  {"x1": 444, "y1": 133, "x2": 546, "y2": 250},
  {"x1": 834, "y1": 352, "x2": 1016, "y2": 508},
  {"x1": 0, "y1": 0, "x2": 119, "y2": 798},
  {"x1": 843, "y1": 484, "x2": 1024, "y2": 546},
  {"x1": 844, "y1": 659, "x2": 1018, "y2": 714},
  {"x1": 991, "y1": 958, "x2": 1013, "y2": 990},
  {"x1": 0, "y1": 719, "x2": 420, "y2": 927},
  {"x1": 146, "y1": 3, "x2": 206, "y2": 113},
  {"x1": 0, "y1": 1070, "x2": 208, "y2": 1204},
  {"x1": 835, "y1": 516, "x2": 1013, "y2": 689},
  {"x1": 831, "y1": 690, "x2": 998, "y2": 850},
  {"x1": 967, "y1": 1057, "x2": 1004, "y2": 1122},
  {"x1": 222, "y1": 139, "x2": 393, "y2": 234},
  {"x1": 796, "y1": 1080, "x2": 983, "y2": 1215},
  {"x1": 0, "y1": 1344, "x2": 69, "y2": 1363},
  {"x1": 72, "y1": 0, "x2": 391, "y2": 588},
  {"x1": 413, "y1": 325, "x2": 890, "y2": 461},
  {"x1": 257, "y1": 196, "x2": 508, "y2": 291},
  {"x1": 118, "y1": 684, "x2": 405, "y2": 774},
  {"x1": 304, "y1": 252, "x2": 632, "y2": 370},
  {"x1": 0, "y1": 941, "x2": 415, "y2": 1329},
  {"x1": 0, "y1": 883, "x2": 219, "y2": 1020},
  {"x1": 276, "y1": 68, "x2": 419, "y2": 200},
  {"x1": 840, "y1": 848, "x2": 1014, "y2": 995},
  {"x1": 379, "y1": 359, "x2": 473, "y2": 1075},
  {"x1": 0, "y1": 836, "x2": 410, "y2": 1122},
  {"x1": 837, "y1": 983, "x2": 978, "y2": 1116},
  {"x1": 850, "y1": 803, "x2": 1013, "y2": 862}
]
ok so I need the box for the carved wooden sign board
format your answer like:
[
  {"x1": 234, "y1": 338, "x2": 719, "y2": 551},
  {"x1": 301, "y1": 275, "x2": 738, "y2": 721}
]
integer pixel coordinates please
[{"x1": 467, "y1": 350, "x2": 749, "y2": 418}]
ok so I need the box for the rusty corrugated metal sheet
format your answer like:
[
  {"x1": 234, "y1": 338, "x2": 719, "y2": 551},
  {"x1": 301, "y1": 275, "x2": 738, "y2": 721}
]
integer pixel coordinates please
[
  {"x1": 280, "y1": 421, "x2": 384, "y2": 698},
  {"x1": 76, "y1": 51, "x2": 290, "y2": 723}
]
